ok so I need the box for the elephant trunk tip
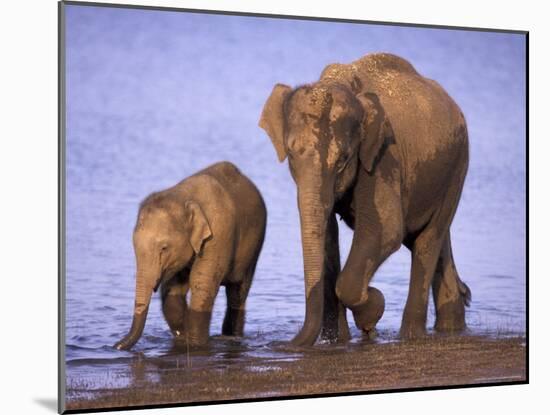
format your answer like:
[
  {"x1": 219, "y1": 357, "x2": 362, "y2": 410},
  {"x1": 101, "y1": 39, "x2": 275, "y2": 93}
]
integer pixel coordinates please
[
  {"x1": 113, "y1": 342, "x2": 125, "y2": 351},
  {"x1": 113, "y1": 335, "x2": 137, "y2": 351},
  {"x1": 113, "y1": 309, "x2": 149, "y2": 351}
]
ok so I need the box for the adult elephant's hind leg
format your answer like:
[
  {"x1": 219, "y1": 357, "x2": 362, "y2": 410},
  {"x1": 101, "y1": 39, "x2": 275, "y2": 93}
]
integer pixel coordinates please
[
  {"x1": 401, "y1": 140, "x2": 469, "y2": 339},
  {"x1": 432, "y1": 232, "x2": 471, "y2": 332},
  {"x1": 320, "y1": 214, "x2": 350, "y2": 343}
]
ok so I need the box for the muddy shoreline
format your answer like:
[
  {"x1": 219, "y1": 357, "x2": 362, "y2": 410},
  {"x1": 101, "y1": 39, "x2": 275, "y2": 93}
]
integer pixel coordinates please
[{"x1": 65, "y1": 334, "x2": 526, "y2": 411}]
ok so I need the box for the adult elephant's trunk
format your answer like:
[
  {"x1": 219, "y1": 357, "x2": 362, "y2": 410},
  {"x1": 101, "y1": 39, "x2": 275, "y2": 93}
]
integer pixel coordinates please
[
  {"x1": 291, "y1": 183, "x2": 331, "y2": 346},
  {"x1": 114, "y1": 269, "x2": 155, "y2": 350}
]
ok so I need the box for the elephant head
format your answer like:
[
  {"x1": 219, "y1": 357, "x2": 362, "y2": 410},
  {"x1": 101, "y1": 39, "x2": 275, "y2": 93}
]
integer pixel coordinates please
[
  {"x1": 114, "y1": 196, "x2": 212, "y2": 350},
  {"x1": 259, "y1": 81, "x2": 392, "y2": 346}
]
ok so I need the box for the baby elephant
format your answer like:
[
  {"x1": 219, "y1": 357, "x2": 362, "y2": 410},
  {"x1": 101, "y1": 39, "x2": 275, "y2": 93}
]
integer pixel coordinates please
[{"x1": 114, "y1": 162, "x2": 266, "y2": 350}]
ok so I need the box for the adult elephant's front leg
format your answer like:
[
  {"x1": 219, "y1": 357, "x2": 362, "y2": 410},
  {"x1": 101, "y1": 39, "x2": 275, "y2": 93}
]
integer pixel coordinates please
[
  {"x1": 320, "y1": 213, "x2": 350, "y2": 343},
  {"x1": 335, "y1": 170, "x2": 402, "y2": 333},
  {"x1": 336, "y1": 231, "x2": 390, "y2": 334}
]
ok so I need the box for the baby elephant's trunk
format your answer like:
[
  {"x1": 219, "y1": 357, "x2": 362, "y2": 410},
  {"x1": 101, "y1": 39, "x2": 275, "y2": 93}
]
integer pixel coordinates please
[
  {"x1": 114, "y1": 271, "x2": 154, "y2": 350},
  {"x1": 113, "y1": 308, "x2": 149, "y2": 350}
]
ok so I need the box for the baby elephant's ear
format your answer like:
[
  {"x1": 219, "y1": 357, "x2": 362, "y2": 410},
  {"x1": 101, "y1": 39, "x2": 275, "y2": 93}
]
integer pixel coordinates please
[
  {"x1": 259, "y1": 83, "x2": 292, "y2": 162},
  {"x1": 356, "y1": 92, "x2": 393, "y2": 173},
  {"x1": 185, "y1": 201, "x2": 212, "y2": 255}
]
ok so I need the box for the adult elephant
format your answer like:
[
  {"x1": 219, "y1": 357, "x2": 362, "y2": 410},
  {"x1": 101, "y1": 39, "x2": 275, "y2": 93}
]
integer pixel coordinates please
[{"x1": 259, "y1": 53, "x2": 471, "y2": 346}]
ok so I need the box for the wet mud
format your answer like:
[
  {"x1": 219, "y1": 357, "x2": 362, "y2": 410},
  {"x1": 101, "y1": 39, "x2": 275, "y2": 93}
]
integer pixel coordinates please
[{"x1": 66, "y1": 333, "x2": 526, "y2": 411}]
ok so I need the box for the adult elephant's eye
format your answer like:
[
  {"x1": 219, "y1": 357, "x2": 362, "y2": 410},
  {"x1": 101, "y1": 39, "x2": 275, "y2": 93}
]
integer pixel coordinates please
[
  {"x1": 336, "y1": 155, "x2": 350, "y2": 173},
  {"x1": 350, "y1": 121, "x2": 361, "y2": 136}
]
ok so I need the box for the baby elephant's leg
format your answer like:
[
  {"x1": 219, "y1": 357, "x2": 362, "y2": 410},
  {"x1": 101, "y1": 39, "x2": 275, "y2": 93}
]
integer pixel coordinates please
[
  {"x1": 222, "y1": 279, "x2": 251, "y2": 336},
  {"x1": 161, "y1": 271, "x2": 189, "y2": 338},
  {"x1": 187, "y1": 265, "x2": 222, "y2": 346}
]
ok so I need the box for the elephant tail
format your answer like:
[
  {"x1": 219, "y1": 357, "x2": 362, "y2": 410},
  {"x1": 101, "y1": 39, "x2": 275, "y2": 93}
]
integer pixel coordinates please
[{"x1": 458, "y1": 278, "x2": 471, "y2": 307}]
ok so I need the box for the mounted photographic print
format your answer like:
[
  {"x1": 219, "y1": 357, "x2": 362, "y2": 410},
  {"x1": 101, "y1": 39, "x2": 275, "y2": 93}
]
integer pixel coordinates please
[{"x1": 59, "y1": 1, "x2": 528, "y2": 412}]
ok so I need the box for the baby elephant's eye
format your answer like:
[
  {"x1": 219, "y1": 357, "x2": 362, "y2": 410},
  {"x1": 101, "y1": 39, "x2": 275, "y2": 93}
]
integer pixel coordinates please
[{"x1": 161, "y1": 245, "x2": 168, "y2": 252}]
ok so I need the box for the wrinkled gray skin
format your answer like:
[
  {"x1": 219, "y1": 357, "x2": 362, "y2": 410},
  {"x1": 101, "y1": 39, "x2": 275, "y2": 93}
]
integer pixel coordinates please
[
  {"x1": 259, "y1": 53, "x2": 471, "y2": 346},
  {"x1": 114, "y1": 162, "x2": 266, "y2": 350}
]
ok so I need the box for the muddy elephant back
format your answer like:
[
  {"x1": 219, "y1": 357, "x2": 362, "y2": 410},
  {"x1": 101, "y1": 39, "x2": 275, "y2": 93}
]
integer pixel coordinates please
[
  {"x1": 211, "y1": 163, "x2": 266, "y2": 283},
  {"x1": 354, "y1": 53, "x2": 419, "y2": 76},
  {"x1": 360, "y1": 62, "x2": 468, "y2": 224},
  {"x1": 362, "y1": 66, "x2": 467, "y2": 158},
  {"x1": 231, "y1": 168, "x2": 267, "y2": 236},
  {"x1": 205, "y1": 162, "x2": 266, "y2": 230},
  {"x1": 320, "y1": 53, "x2": 467, "y2": 153},
  {"x1": 320, "y1": 53, "x2": 418, "y2": 88},
  {"x1": 200, "y1": 161, "x2": 243, "y2": 181}
]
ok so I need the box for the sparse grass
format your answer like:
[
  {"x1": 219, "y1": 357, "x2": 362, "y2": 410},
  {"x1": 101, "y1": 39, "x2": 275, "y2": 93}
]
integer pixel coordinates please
[{"x1": 66, "y1": 335, "x2": 526, "y2": 411}]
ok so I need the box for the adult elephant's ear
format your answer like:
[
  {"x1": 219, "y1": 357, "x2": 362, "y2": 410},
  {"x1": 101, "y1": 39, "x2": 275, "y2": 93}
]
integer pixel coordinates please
[
  {"x1": 185, "y1": 201, "x2": 212, "y2": 255},
  {"x1": 259, "y1": 83, "x2": 292, "y2": 162},
  {"x1": 356, "y1": 92, "x2": 393, "y2": 173}
]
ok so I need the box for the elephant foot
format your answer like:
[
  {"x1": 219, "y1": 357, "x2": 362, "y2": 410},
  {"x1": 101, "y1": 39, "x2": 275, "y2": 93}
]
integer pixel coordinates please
[
  {"x1": 172, "y1": 337, "x2": 209, "y2": 353},
  {"x1": 362, "y1": 327, "x2": 378, "y2": 341},
  {"x1": 434, "y1": 300, "x2": 467, "y2": 333},
  {"x1": 186, "y1": 309, "x2": 212, "y2": 347},
  {"x1": 222, "y1": 307, "x2": 245, "y2": 336},
  {"x1": 351, "y1": 287, "x2": 385, "y2": 333},
  {"x1": 399, "y1": 320, "x2": 427, "y2": 339}
]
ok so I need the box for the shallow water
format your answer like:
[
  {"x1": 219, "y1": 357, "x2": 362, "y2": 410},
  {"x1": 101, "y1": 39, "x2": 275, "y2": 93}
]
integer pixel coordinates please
[{"x1": 64, "y1": 6, "x2": 526, "y2": 365}]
